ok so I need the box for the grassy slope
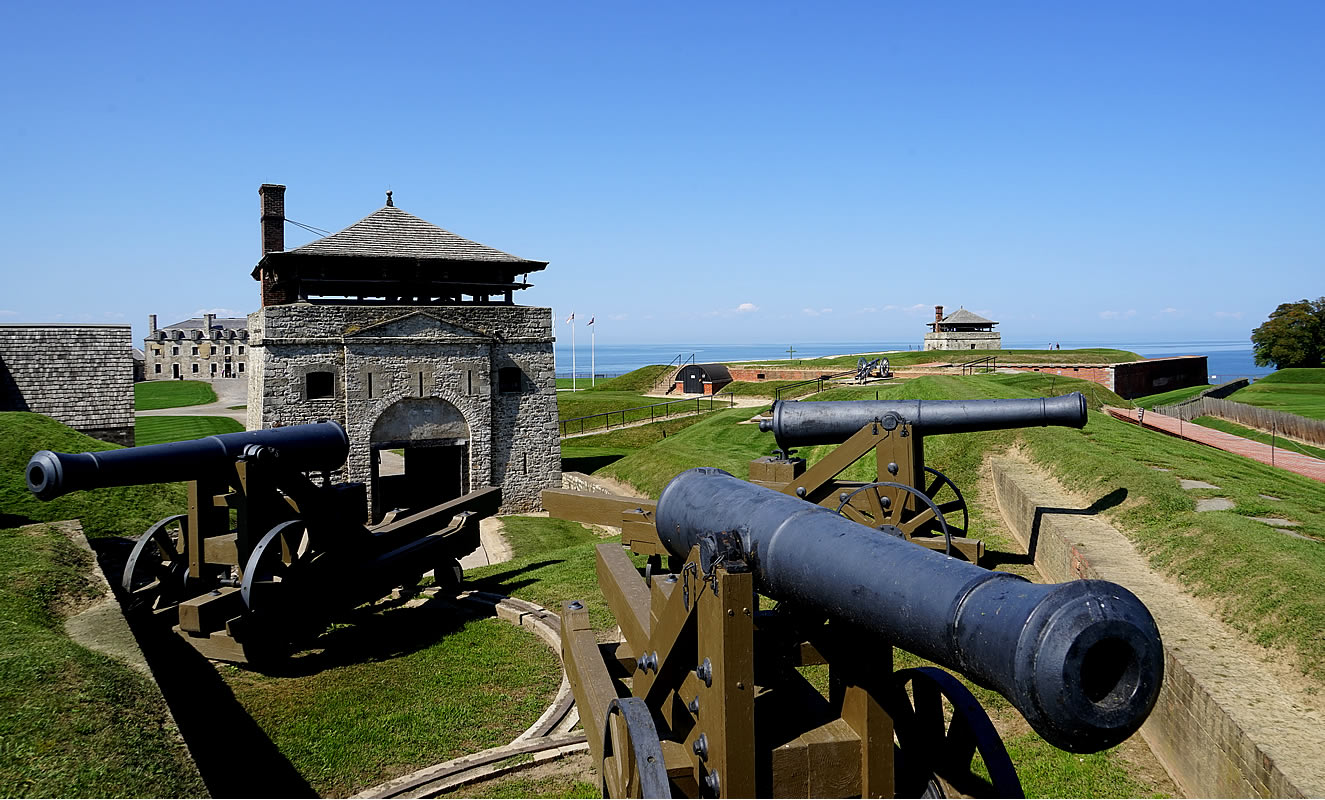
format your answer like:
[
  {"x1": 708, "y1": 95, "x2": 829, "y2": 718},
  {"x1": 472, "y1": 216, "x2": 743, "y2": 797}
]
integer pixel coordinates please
[
  {"x1": 1134, "y1": 384, "x2": 1214, "y2": 409},
  {"x1": 134, "y1": 380, "x2": 218, "y2": 410},
  {"x1": 134, "y1": 415, "x2": 244, "y2": 446},
  {"x1": 0, "y1": 522, "x2": 207, "y2": 797},
  {"x1": 1227, "y1": 368, "x2": 1325, "y2": 420},
  {"x1": 0, "y1": 412, "x2": 187, "y2": 538}
]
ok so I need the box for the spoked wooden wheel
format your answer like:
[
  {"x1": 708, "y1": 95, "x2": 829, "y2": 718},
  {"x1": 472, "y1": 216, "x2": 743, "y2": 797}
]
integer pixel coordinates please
[
  {"x1": 121, "y1": 514, "x2": 191, "y2": 614},
  {"x1": 919, "y1": 467, "x2": 969, "y2": 540},
  {"x1": 240, "y1": 519, "x2": 313, "y2": 613},
  {"x1": 889, "y1": 667, "x2": 1023, "y2": 798},
  {"x1": 836, "y1": 481, "x2": 954, "y2": 556},
  {"x1": 600, "y1": 697, "x2": 670, "y2": 798}
]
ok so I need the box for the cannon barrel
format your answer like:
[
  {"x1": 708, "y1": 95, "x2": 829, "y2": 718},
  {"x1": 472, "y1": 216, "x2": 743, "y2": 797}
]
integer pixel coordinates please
[
  {"x1": 655, "y1": 467, "x2": 1163, "y2": 753},
  {"x1": 26, "y1": 421, "x2": 350, "y2": 501},
  {"x1": 759, "y1": 393, "x2": 1088, "y2": 449}
]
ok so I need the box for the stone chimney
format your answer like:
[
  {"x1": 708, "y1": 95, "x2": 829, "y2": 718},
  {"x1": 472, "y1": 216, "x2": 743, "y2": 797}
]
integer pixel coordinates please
[
  {"x1": 148, "y1": 314, "x2": 157, "y2": 334},
  {"x1": 934, "y1": 305, "x2": 944, "y2": 331},
  {"x1": 203, "y1": 313, "x2": 215, "y2": 338},
  {"x1": 258, "y1": 184, "x2": 294, "y2": 307},
  {"x1": 260, "y1": 184, "x2": 286, "y2": 255}
]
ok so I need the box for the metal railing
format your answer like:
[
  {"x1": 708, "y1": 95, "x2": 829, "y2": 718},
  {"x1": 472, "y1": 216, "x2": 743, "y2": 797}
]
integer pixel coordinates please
[
  {"x1": 772, "y1": 370, "x2": 855, "y2": 403},
  {"x1": 559, "y1": 394, "x2": 731, "y2": 437},
  {"x1": 653, "y1": 353, "x2": 697, "y2": 395},
  {"x1": 961, "y1": 356, "x2": 997, "y2": 375}
]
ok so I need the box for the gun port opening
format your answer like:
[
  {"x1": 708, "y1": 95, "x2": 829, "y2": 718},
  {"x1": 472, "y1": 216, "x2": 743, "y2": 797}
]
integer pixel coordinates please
[{"x1": 1080, "y1": 637, "x2": 1140, "y2": 709}]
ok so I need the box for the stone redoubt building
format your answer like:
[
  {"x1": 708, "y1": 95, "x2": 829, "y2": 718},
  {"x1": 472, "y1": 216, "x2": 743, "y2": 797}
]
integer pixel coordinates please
[
  {"x1": 144, "y1": 314, "x2": 250, "y2": 379},
  {"x1": 246, "y1": 185, "x2": 559, "y2": 518},
  {"x1": 924, "y1": 305, "x2": 1001, "y2": 351}
]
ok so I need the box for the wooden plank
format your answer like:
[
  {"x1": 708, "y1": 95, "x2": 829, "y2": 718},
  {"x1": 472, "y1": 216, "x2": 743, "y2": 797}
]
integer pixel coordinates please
[
  {"x1": 543, "y1": 488, "x2": 657, "y2": 527},
  {"x1": 696, "y1": 568, "x2": 756, "y2": 798},
  {"x1": 596, "y1": 543, "x2": 651, "y2": 648},
  {"x1": 561, "y1": 600, "x2": 618, "y2": 770},
  {"x1": 177, "y1": 586, "x2": 243, "y2": 634},
  {"x1": 805, "y1": 719, "x2": 861, "y2": 796},
  {"x1": 202, "y1": 532, "x2": 239, "y2": 566}
]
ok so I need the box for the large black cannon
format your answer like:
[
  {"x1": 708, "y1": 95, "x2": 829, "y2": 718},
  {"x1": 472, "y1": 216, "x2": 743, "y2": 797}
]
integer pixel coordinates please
[
  {"x1": 27, "y1": 421, "x2": 499, "y2": 663},
  {"x1": 750, "y1": 393, "x2": 1090, "y2": 561},
  {"x1": 657, "y1": 467, "x2": 1162, "y2": 755}
]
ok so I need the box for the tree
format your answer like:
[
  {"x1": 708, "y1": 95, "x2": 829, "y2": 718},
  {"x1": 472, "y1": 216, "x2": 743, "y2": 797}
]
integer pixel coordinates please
[{"x1": 1250, "y1": 297, "x2": 1325, "y2": 368}]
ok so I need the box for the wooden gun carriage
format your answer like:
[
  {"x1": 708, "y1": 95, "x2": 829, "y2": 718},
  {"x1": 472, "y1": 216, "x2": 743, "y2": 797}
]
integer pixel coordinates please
[{"x1": 26, "y1": 421, "x2": 499, "y2": 663}]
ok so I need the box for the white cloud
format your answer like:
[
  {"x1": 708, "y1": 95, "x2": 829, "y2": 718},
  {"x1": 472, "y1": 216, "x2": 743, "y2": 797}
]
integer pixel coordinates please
[
  {"x1": 194, "y1": 307, "x2": 242, "y2": 317},
  {"x1": 1098, "y1": 309, "x2": 1138, "y2": 320},
  {"x1": 609, "y1": 313, "x2": 628, "y2": 321},
  {"x1": 735, "y1": 302, "x2": 758, "y2": 313},
  {"x1": 1161, "y1": 307, "x2": 1179, "y2": 314},
  {"x1": 1214, "y1": 310, "x2": 1245, "y2": 320},
  {"x1": 856, "y1": 307, "x2": 879, "y2": 314},
  {"x1": 802, "y1": 307, "x2": 833, "y2": 316},
  {"x1": 906, "y1": 303, "x2": 929, "y2": 312}
]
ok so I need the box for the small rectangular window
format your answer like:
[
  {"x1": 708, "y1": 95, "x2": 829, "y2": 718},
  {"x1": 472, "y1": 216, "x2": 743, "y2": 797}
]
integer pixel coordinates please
[
  {"x1": 192, "y1": 346, "x2": 199, "y2": 356},
  {"x1": 238, "y1": 346, "x2": 245, "y2": 355},
  {"x1": 238, "y1": 363, "x2": 245, "y2": 373},
  {"x1": 154, "y1": 364, "x2": 161, "y2": 373},
  {"x1": 172, "y1": 346, "x2": 179, "y2": 356},
  {"x1": 191, "y1": 364, "x2": 199, "y2": 373},
  {"x1": 418, "y1": 372, "x2": 425, "y2": 396},
  {"x1": 499, "y1": 367, "x2": 522, "y2": 394},
  {"x1": 467, "y1": 370, "x2": 474, "y2": 395},
  {"x1": 307, "y1": 371, "x2": 334, "y2": 400},
  {"x1": 224, "y1": 346, "x2": 231, "y2": 355},
  {"x1": 366, "y1": 372, "x2": 375, "y2": 399}
]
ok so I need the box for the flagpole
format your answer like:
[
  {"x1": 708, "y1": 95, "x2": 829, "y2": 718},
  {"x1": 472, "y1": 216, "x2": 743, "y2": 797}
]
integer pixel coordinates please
[
  {"x1": 571, "y1": 315, "x2": 577, "y2": 392},
  {"x1": 591, "y1": 321, "x2": 596, "y2": 388}
]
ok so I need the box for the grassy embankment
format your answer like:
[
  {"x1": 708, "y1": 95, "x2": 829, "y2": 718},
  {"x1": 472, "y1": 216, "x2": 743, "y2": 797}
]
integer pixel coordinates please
[
  {"x1": 505, "y1": 370, "x2": 1325, "y2": 795},
  {"x1": 0, "y1": 412, "x2": 564, "y2": 797},
  {"x1": 735, "y1": 347, "x2": 1141, "y2": 370},
  {"x1": 135, "y1": 415, "x2": 245, "y2": 446},
  {"x1": 1134, "y1": 383, "x2": 1214, "y2": 409},
  {"x1": 1226, "y1": 367, "x2": 1325, "y2": 420},
  {"x1": 134, "y1": 380, "x2": 218, "y2": 410},
  {"x1": 0, "y1": 413, "x2": 204, "y2": 797},
  {"x1": 1190, "y1": 416, "x2": 1325, "y2": 460}
]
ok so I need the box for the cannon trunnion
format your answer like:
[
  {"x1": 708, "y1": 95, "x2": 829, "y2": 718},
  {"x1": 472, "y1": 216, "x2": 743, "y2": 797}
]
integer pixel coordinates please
[{"x1": 27, "y1": 421, "x2": 499, "y2": 663}]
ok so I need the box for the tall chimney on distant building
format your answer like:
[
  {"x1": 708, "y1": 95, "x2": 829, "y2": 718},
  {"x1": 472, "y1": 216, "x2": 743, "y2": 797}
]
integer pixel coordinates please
[
  {"x1": 934, "y1": 305, "x2": 944, "y2": 331},
  {"x1": 203, "y1": 313, "x2": 215, "y2": 336},
  {"x1": 259, "y1": 184, "x2": 286, "y2": 255},
  {"x1": 148, "y1": 314, "x2": 157, "y2": 334}
]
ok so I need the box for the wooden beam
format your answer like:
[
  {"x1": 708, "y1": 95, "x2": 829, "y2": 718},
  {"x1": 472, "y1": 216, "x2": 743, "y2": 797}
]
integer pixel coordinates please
[
  {"x1": 561, "y1": 600, "x2": 618, "y2": 770},
  {"x1": 542, "y1": 488, "x2": 656, "y2": 528},
  {"x1": 596, "y1": 543, "x2": 651, "y2": 647}
]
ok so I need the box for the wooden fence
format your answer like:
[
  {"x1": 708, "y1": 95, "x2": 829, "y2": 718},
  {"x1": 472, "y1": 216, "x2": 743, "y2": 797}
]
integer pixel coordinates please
[{"x1": 1154, "y1": 396, "x2": 1325, "y2": 446}]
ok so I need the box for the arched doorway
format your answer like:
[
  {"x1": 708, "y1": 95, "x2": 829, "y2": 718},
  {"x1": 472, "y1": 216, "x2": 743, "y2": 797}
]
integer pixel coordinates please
[{"x1": 369, "y1": 397, "x2": 471, "y2": 520}]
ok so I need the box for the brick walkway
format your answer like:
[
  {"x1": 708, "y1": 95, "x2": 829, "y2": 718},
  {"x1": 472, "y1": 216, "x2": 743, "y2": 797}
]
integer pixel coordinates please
[{"x1": 1104, "y1": 407, "x2": 1325, "y2": 482}]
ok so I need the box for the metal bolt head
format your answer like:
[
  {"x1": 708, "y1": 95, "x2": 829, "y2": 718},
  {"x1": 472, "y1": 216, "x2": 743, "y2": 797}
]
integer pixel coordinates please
[
  {"x1": 887, "y1": 461, "x2": 899, "y2": 475},
  {"x1": 796, "y1": 486, "x2": 807, "y2": 498},
  {"x1": 880, "y1": 495, "x2": 891, "y2": 509},
  {"x1": 567, "y1": 600, "x2": 584, "y2": 610},
  {"x1": 687, "y1": 696, "x2": 700, "y2": 714},
  {"x1": 693, "y1": 732, "x2": 709, "y2": 760},
  {"x1": 704, "y1": 770, "x2": 721, "y2": 794}
]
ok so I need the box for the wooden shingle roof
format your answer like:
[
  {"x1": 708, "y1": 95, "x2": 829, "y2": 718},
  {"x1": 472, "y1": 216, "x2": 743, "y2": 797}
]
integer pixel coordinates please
[
  {"x1": 942, "y1": 308, "x2": 996, "y2": 325},
  {"x1": 289, "y1": 205, "x2": 546, "y2": 268}
]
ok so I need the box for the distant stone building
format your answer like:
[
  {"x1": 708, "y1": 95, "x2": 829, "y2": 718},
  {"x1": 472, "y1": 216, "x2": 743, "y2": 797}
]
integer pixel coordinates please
[
  {"x1": 0, "y1": 323, "x2": 135, "y2": 445},
  {"x1": 924, "y1": 305, "x2": 1001, "y2": 351},
  {"x1": 143, "y1": 314, "x2": 250, "y2": 380},
  {"x1": 246, "y1": 184, "x2": 559, "y2": 519}
]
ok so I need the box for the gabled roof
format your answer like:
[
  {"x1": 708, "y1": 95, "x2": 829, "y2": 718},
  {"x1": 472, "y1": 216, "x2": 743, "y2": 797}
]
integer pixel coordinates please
[
  {"x1": 161, "y1": 317, "x2": 248, "y2": 331},
  {"x1": 287, "y1": 205, "x2": 546, "y2": 268},
  {"x1": 942, "y1": 308, "x2": 996, "y2": 325}
]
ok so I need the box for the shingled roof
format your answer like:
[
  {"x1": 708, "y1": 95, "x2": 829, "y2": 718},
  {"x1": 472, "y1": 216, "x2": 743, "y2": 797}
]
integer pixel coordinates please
[
  {"x1": 941, "y1": 308, "x2": 996, "y2": 325},
  {"x1": 288, "y1": 205, "x2": 546, "y2": 268}
]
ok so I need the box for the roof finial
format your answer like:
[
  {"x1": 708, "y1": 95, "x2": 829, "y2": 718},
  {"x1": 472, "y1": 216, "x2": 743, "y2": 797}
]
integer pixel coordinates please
[{"x1": 385, "y1": 190, "x2": 394, "y2": 207}]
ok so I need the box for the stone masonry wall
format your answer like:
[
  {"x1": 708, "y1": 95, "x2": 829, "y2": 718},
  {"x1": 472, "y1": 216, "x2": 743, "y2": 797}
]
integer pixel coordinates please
[
  {"x1": 247, "y1": 305, "x2": 559, "y2": 516},
  {"x1": 923, "y1": 330, "x2": 1001, "y2": 351},
  {"x1": 0, "y1": 324, "x2": 135, "y2": 445}
]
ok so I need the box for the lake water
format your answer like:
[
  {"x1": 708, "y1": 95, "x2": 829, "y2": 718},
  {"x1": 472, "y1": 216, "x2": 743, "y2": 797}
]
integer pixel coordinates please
[{"x1": 553, "y1": 338, "x2": 1270, "y2": 383}]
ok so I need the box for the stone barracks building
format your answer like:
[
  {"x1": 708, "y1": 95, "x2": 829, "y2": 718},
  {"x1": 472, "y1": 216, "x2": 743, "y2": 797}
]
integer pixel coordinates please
[
  {"x1": 143, "y1": 314, "x2": 250, "y2": 380},
  {"x1": 246, "y1": 185, "x2": 559, "y2": 518}
]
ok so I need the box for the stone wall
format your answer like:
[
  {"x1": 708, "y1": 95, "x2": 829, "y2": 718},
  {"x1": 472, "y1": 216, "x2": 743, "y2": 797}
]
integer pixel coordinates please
[
  {"x1": 247, "y1": 305, "x2": 559, "y2": 516},
  {"x1": 144, "y1": 330, "x2": 249, "y2": 380},
  {"x1": 0, "y1": 324, "x2": 135, "y2": 445},
  {"x1": 923, "y1": 330, "x2": 1001, "y2": 351}
]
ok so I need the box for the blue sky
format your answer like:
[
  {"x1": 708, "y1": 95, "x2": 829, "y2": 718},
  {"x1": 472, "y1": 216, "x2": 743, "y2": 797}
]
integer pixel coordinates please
[{"x1": 1, "y1": 1, "x2": 1320, "y2": 346}]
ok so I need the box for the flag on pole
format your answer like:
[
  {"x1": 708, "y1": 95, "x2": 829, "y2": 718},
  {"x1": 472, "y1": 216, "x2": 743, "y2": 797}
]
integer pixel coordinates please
[
  {"x1": 566, "y1": 312, "x2": 575, "y2": 323},
  {"x1": 587, "y1": 316, "x2": 595, "y2": 326}
]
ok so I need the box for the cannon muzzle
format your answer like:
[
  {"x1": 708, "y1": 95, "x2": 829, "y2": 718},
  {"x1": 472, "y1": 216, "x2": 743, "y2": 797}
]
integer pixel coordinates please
[
  {"x1": 759, "y1": 393, "x2": 1088, "y2": 449},
  {"x1": 656, "y1": 467, "x2": 1162, "y2": 753},
  {"x1": 26, "y1": 420, "x2": 350, "y2": 501}
]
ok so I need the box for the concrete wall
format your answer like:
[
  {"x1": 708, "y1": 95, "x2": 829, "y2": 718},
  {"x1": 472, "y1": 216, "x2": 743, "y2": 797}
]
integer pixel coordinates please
[
  {"x1": 247, "y1": 304, "x2": 559, "y2": 516},
  {"x1": 1113, "y1": 356, "x2": 1208, "y2": 399},
  {"x1": 0, "y1": 324, "x2": 134, "y2": 445}
]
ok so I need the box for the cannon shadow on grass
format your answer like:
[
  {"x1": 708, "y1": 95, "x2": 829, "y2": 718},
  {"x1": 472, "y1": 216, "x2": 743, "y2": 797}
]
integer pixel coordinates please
[{"x1": 983, "y1": 488, "x2": 1128, "y2": 570}]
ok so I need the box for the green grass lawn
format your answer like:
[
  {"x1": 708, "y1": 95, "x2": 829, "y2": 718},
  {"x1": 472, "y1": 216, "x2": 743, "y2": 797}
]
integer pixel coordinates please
[
  {"x1": 1134, "y1": 384, "x2": 1214, "y2": 409},
  {"x1": 1227, "y1": 368, "x2": 1325, "y2": 420},
  {"x1": 134, "y1": 379, "x2": 218, "y2": 410},
  {"x1": 735, "y1": 348, "x2": 1141, "y2": 370},
  {"x1": 1192, "y1": 416, "x2": 1325, "y2": 461},
  {"x1": 134, "y1": 415, "x2": 245, "y2": 446}
]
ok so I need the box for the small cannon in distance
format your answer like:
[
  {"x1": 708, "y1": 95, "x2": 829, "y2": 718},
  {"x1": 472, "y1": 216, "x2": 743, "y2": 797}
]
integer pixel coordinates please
[
  {"x1": 854, "y1": 356, "x2": 892, "y2": 383},
  {"x1": 27, "y1": 421, "x2": 499, "y2": 664},
  {"x1": 751, "y1": 393, "x2": 1089, "y2": 561},
  {"x1": 549, "y1": 469, "x2": 1163, "y2": 797}
]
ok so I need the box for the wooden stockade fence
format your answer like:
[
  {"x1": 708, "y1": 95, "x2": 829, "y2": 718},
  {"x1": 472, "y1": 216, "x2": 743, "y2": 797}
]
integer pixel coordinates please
[{"x1": 1154, "y1": 396, "x2": 1325, "y2": 447}]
